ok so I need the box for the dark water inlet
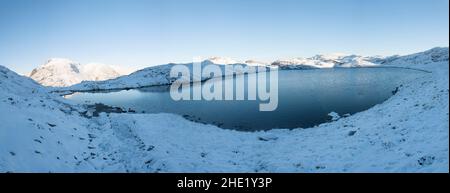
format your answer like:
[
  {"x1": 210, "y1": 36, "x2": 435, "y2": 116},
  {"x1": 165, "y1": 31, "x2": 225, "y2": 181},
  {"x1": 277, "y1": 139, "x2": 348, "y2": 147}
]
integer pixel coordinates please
[{"x1": 66, "y1": 67, "x2": 426, "y2": 131}]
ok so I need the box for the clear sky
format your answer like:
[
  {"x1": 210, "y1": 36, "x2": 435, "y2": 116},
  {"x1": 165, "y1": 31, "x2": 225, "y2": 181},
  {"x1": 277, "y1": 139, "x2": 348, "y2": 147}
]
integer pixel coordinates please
[{"x1": 0, "y1": 0, "x2": 448, "y2": 74}]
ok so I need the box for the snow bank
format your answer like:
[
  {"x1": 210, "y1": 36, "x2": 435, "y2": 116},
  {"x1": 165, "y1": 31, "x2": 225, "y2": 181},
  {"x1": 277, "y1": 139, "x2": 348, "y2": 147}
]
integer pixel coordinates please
[{"x1": 271, "y1": 54, "x2": 379, "y2": 69}]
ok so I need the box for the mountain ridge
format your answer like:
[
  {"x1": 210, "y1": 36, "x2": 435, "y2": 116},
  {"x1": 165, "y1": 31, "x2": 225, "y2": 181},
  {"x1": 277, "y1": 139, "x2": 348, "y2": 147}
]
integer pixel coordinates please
[{"x1": 29, "y1": 58, "x2": 131, "y2": 87}]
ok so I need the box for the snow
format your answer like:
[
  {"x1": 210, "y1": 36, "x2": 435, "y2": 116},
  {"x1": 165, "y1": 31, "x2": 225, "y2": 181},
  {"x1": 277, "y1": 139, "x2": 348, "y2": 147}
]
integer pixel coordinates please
[
  {"x1": 60, "y1": 48, "x2": 444, "y2": 93},
  {"x1": 0, "y1": 66, "x2": 95, "y2": 172},
  {"x1": 206, "y1": 57, "x2": 269, "y2": 66},
  {"x1": 244, "y1": 60, "x2": 270, "y2": 66},
  {"x1": 29, "y1": 58, "x2": 129, "y2": 87},
  {"x1": 271, "y1": 54, "x2": 379, "y2": 69},
  {"x1": 379, "y1": 47, "x2": 449, "y2": 66},
  {"x1": 0, "y1": 47, "x2": 448, "y2": 172},
  {"x1": 55, "y1": 60, "x2": 259, "y2": 93},
  {"x1": 206, "y1": 56, "x2": 239, "y2": 65}
]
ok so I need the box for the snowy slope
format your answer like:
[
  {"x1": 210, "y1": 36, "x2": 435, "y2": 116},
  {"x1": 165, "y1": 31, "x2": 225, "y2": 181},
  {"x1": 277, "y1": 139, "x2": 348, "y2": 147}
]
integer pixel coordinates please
[
  {"x1": 29, "y1": 58, "x2": 128, "y2": 87},
  {"x1": 0, "y1": 66, "x2": 98, "y2": 172},
  {"x1": 0, "y1": 47, "x2": 448, "y2": 172},
  {"x1": 206, "y1": 57, "x2": 270, "y2": 66},
  {"x1": 29, "y1": 58, "x2": 85, "y2": 87},
  {"x1": 271, "y1": 54, "x2": 379, "y2": 69},
  {"x1": 376, "y1": 47, "x2": 449, "y2": 66},
  {"x1": 81, "y1": 63, "x2": 121, "y2": 81}
]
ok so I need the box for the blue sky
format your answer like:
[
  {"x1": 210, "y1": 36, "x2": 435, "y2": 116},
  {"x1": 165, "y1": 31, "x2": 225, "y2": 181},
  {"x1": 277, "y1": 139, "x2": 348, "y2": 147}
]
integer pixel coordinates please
[{"x1": 0, "y1": 0, "x2": 448, "y2": 74}]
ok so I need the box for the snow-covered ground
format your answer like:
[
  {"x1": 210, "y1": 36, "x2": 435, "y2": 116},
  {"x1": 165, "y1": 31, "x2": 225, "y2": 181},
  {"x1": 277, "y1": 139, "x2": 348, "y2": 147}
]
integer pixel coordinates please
[
  {"x1": 29, "y1": 58, "x2": 132, "y2": 87},
  {"x1": 0, "y1": 47, "x2": 448, "y2": 172}
]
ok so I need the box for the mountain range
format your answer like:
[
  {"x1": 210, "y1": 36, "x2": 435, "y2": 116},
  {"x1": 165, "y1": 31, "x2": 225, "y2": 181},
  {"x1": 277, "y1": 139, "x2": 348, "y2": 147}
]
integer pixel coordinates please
[{"x1": 46, "y1": 47, "x2": 448, "y2": 93}]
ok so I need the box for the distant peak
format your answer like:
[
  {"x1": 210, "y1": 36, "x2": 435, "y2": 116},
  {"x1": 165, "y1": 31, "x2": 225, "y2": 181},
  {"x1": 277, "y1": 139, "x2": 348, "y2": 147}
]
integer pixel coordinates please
[
  {"x1": 205, "y1": 56, "x2": 238, "y2": 64},
  {"x1": 244, "y1": 60, "x2": 269, "y2": 65},
  {"x1": 30, "y1": 58, "x2": 127, "y2": 87}
]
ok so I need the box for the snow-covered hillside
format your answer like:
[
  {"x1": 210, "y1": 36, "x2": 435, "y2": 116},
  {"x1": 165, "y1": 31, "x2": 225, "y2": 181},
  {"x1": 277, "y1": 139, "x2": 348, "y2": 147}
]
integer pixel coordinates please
[
  {"x1": 0, "y1": 65, "x2": 97, "y2": 172},
  {"x1": 377, "y1": 47, "x2": 449, "y2": 66},
  {"x1": 206, "y1": 57, "x2": 268, "y2": 66},
  {"x1": 271, "y1": 53, "x2": 379, "y2": 69},
  {"x1": 29, "y1": 58, "x2": 130, "y2": 87},
  {"x1": 270, "y1": 47, "x2": 450, "y2": 70},
  {"x1": 244, "y1": 59, "x2": 270, "y2": 66},
  {"x1": 0, "y1": 47, "x2": 448, "y2": 172}
]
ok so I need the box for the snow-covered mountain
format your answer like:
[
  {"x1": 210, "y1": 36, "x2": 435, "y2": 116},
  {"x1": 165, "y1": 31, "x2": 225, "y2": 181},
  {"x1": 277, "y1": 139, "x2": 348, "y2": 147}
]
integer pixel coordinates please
[
  {"x1": 244, "y1": 59, "x2": 270, "y2": 66},
  {"x1": 0, "y1": 65, "x2": 97, "y2": 171},
  {"x1": 205, "y1": 56, "x2": 239, "y2": 65},
  {"x1": 271, "y1": 54, "x2": 379, "y2": 69},
  {"x1": 80, "y1": 62, "x2": 121, "y2": 81},
  {"x1": 375, "y1": 47, "x2": 449, "y2": 66},
  {"x1": 29, "y1": 58, "x2": 130, "y2": 87},
  {"x1": 270, "y1": 47, "x2": 449, "y2": 70}
]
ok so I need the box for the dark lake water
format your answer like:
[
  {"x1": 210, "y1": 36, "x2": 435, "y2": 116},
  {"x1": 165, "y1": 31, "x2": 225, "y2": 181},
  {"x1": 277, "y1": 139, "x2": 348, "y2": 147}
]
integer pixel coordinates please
[{"x1": 66, "y1": 67, "x2": 426, "y2": 131}]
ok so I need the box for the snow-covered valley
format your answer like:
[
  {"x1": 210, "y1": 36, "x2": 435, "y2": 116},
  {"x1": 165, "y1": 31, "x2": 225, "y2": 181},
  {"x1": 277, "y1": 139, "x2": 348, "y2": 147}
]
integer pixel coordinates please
[{"x1": 0, "y1": 48, "x2": 448, "y2": 172}]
